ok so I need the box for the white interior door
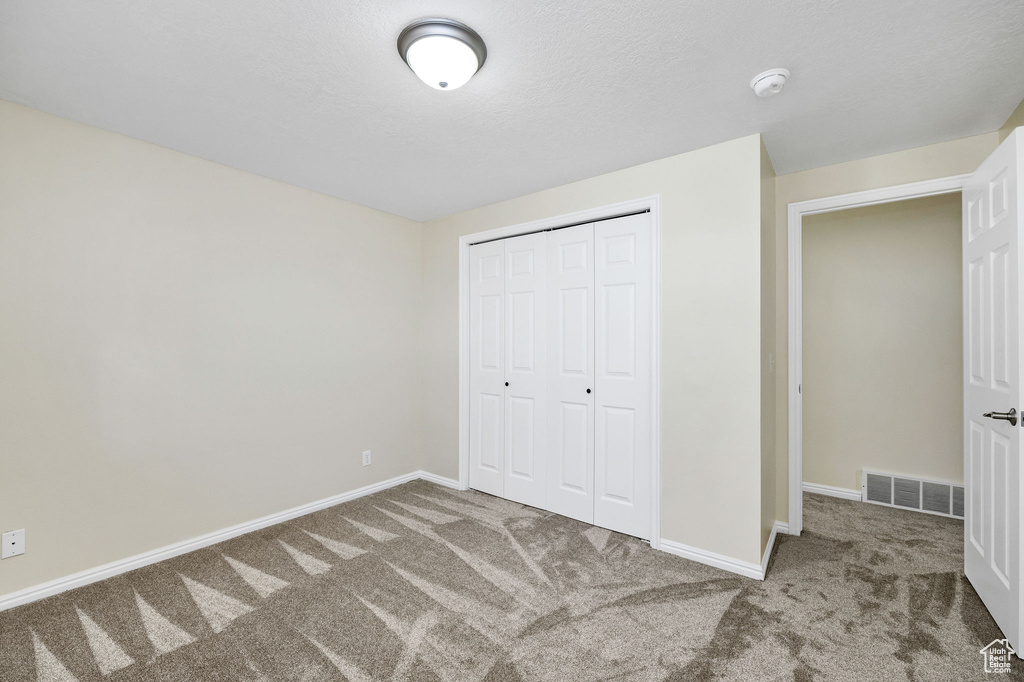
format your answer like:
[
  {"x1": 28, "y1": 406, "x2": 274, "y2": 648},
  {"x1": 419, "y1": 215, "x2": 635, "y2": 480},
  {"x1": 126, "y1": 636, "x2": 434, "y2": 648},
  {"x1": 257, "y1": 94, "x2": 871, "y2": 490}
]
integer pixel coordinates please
[
  {"x1": 594, "y1": 213, "x2": 653, "y2": 539},
  {"x1": 546, "y1": 223, "x2": 596, "y2": 523},
  {"x1": 469, "y1": 240, "x2": 505, "y2": 497},
  {"x1": 503, "y1": 232, "x2": 547, "y2": 508},
  {"x1": 964, "y1": 127, "x2": 1022, "y2": 650}
]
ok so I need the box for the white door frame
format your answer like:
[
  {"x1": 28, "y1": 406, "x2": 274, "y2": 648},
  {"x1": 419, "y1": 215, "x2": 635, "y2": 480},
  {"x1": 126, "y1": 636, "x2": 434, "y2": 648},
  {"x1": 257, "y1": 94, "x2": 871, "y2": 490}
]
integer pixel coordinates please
[
  {"x1": 458, "y1": 195, "x2": 662, "y2": 547},
  {"x1": 787, "y1": 175, "x2": 970, "y2": 535}
]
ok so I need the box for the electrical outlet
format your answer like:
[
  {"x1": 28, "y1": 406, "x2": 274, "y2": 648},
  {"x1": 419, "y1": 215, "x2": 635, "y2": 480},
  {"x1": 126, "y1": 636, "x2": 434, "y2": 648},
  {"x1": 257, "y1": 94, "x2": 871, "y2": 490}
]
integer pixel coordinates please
[
  {"x1": 362, "y1": 450, "x2": 372, "y2": 467},
  {"x1": 2, "y1": 529, "x2": 25, "y2": 559}
]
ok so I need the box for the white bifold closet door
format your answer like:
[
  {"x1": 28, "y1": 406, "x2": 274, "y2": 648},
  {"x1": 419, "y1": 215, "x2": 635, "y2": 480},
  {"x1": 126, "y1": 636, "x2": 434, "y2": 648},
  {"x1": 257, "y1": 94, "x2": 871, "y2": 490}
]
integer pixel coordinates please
[
  {"x1": 469, "y1": 233, "x2": 548, "y2": 507},
  {"x1": 503, "y1": 233, "x2": 548, "y2": 508},
  {"x1": 469, "y1": 212, "x2": 653, "y2": 540},
  {"x1": 593, "y1": 213, "x2": 652, "y2": 538},
  {"x1": 468, "y1": 240, "x2": 505, "y2": 497},
  {"x1": 547, "y1": 223, "x2": 596, "y2": 524}
]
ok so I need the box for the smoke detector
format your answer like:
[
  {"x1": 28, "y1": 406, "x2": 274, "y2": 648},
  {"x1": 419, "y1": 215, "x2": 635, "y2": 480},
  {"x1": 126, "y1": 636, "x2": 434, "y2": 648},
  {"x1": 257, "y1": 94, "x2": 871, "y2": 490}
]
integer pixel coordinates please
[{"x1": 750, "y1": 69, "x2": 790, "y2": 98}]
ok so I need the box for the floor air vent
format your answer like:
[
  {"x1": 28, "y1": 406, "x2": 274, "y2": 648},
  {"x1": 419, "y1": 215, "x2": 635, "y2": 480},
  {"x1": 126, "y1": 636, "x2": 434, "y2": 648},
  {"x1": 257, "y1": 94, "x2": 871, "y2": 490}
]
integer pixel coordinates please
[
  {"x1": 865, "y1": 472, "x2": 892, "y2": 505},
  {"x1": 861, "y1": 470, "x2": 964, "y2": 519}
]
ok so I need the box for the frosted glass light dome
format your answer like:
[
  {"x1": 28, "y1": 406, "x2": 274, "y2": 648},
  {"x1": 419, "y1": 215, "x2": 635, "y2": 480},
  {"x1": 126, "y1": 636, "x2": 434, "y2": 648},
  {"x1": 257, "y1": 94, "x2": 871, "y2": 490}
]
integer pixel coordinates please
[
  {"x1": 406, "y1": 35, "x2": 478, "y2": 90},
  {"x1": 398, "y1": 19, "x2": 487, "y2": 91}
]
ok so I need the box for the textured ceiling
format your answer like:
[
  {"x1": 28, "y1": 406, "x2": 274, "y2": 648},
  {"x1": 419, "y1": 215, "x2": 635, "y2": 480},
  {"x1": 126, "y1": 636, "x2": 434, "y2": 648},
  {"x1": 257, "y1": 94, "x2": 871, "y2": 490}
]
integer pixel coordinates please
[{"x1": 1, "y1": 0, "x2": 1023, "y2": 221}]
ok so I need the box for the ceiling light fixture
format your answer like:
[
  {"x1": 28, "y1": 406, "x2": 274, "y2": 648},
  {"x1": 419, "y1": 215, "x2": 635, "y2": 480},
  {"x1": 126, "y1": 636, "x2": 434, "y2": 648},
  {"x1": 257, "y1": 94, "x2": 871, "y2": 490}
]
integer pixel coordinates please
[{"x1": 398, "y1": 18, "x2": 486, "y2": 91}]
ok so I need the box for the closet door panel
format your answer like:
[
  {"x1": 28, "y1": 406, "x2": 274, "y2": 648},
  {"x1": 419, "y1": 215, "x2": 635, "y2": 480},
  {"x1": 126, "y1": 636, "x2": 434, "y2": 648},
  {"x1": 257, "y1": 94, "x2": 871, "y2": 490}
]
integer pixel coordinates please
[
  {"x1": 504, "y1": 232, "x2": 547, "y2": 508},
  {"x1": 559, "y1": 402, "x2": 589, "y2": 490},
  {"x1": 469, "y1": 240, "x2": 505, "y2": 497},
  {"x1": 547, "y1": 224, "x2": 595, "y2": 524},
  {"x1": 595, "y1": 213, "x2": 652, "y2": 539}
]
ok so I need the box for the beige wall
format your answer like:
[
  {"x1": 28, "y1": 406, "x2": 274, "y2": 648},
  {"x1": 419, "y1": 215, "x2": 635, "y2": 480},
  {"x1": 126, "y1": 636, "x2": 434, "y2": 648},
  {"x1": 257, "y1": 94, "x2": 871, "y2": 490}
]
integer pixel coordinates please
[
  {"x1": 422, "y1": 135, "x2": 768, "y2": 564},
  {"x1": 0, "y1": 101, "x2": 424, "y2": 596},
  {"x1": 802, "y1": 194, "x2": 962, "y2": 491},
  {"x1": 774, "y1": 131, "x2": 1001, "y2": 522},
  {"x1": 5, "y1": 86, "x2": 1022, "y2": 598},
  {"x1": 760, "y1": 139, "x2": 777, "y2": 553}
]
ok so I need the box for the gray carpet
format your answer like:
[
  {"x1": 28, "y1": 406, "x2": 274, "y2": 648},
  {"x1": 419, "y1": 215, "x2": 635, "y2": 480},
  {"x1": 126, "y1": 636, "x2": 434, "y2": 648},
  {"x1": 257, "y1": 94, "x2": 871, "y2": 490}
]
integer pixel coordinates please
[{"x1": 0, "y1": 483, "x2": 1016, "y2": 681}]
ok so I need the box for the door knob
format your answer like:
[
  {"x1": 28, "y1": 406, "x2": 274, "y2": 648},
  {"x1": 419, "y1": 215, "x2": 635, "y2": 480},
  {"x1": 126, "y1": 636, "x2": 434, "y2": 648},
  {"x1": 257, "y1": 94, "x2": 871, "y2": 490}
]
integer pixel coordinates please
[{"x1": 983, "y1": 408, "x2": 1018, "y2": 426}]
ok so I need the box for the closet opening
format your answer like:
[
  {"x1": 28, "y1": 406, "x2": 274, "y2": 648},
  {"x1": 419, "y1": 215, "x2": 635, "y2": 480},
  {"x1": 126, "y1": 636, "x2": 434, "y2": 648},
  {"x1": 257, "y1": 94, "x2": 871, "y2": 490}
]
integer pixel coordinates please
[{"x1": 457, "y1": 197, "x2": 662, "y2": 546}]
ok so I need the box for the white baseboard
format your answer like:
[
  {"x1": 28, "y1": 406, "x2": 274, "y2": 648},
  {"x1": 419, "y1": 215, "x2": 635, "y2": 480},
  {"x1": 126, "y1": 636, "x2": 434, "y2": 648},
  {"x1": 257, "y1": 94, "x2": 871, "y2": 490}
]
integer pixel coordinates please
[
  {"x1": 760, "y1": 521, "x2": 789, "y2": 577},
  {"x1": 659, "y1": 539, "x2": 765, "y2": 581},
  {"x1": 802, "y1": 481, "x2": 861, "y2": 501},
  {"x1": 0, "y1": 470, "x2": 454, "y2": 613},
  {"x1": 660, "y1": 520, "x2": 789, "y2": 582},
  {"x1": 415, "y1": 471, "x2": 461, "y2": 490}
]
